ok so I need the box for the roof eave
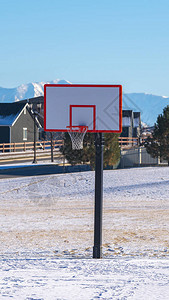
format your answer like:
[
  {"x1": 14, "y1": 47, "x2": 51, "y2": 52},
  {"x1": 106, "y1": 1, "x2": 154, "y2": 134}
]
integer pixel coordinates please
[{"x1": 11, "y1": 103, "x2": 28, "y2": 126}]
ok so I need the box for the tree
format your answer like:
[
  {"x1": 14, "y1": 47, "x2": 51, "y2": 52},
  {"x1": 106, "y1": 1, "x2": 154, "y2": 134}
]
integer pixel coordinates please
[
  {"x1": 60, "y1": 132, "x2": 121, "y2": 170},
  {"x1": 103, "y1": 133, "x2": 121, "y2": 168},
  {"x1": 144, "y1": 105, "x2": 169, "y2": 165},
  {"x1": 60, "y1": 132, "x2": 84, "y2": 166}
]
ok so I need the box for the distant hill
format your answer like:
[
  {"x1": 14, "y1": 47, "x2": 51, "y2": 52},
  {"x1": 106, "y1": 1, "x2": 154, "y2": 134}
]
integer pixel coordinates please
[
  {"x1": 123, "y1": 93, "x2": 169, "y2": 126},
  {"x1": 0, "y1": 79, "x2": 70, "y2": 103},
  {"x1": 0, "y1": 80, "x2": 168, "y2": 126}
]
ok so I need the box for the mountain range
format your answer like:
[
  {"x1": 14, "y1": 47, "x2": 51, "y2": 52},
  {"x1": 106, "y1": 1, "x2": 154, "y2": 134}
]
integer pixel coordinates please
[{"x1": 0, "y1": 80, "x2": 168, "y2": 126}]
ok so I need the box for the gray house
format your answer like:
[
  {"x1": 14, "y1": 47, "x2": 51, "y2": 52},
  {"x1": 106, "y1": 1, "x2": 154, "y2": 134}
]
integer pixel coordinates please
[
  {"x1": 133, "y1": 112, "x2": 141, "y2": 137},
  {"x1": 0, "y1": 102, "x2": 40, "y2": 144},
  {"x1": 121, "y1": 110, "x2": 141, "y2": 138},
  {"x1": 121, "y1": 110, "x2": 133, "y2": 138}
]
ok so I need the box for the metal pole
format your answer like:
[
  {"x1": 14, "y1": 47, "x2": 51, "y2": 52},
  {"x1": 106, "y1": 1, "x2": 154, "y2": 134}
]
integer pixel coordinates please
[
  {"x1": 50, "y1": 132, "x2": 54, "y2": 162},
  {"x1": 93, "y1": 132, "x2": 104, "y2": 258},
  {"x1": 33, "y1": 111, "x2": 37, "y2": 164}
]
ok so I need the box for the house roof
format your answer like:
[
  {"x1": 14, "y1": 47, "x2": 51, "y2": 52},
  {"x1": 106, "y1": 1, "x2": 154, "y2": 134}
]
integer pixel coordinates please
[
  {"x1": 133, "y1": 112, "x2": 141, "y2": 118},
  {"x1": 122, "y1": 110, "x2": 133, "y2": 117},
  {"x1": 20, "y1": 96, "x2": 44, "y2": 104},
  {"x1": 0, "y1": 102, "x2": 27, "y2": 126}
]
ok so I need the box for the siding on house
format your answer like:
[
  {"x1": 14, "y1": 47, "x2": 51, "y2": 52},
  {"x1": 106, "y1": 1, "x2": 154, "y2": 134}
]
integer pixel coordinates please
[
  {"x1": 0, "y1": 103, "x2": 40, "y2": 145},
  {"x1": 133, "y1": 112, "x2": 141, "y2": 137},
  {"x1": 121, "y1": 110, "x2": 134, "y2": 138},
  {"x1": 10, "y1": 107, "x2": 38, "y2": 143},
  {"x1": 20, "y1": 97, "x2": 44, "y2": 128}
]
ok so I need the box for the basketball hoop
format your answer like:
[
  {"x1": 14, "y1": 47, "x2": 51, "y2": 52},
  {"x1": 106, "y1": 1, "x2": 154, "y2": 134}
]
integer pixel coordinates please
[{"x1": 66, "y1": 126, "x2": 88, "y2": 150}]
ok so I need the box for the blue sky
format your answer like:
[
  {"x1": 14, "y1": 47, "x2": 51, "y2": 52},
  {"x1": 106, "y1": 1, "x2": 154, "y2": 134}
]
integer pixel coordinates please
[{"x1": 0, "y1": 0, "x2": 169, "y2": 96}]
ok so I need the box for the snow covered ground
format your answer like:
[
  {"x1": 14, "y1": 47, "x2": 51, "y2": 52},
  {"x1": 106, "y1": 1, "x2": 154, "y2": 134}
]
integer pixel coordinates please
[{"x1": 0, "y1": 166, "x2": 169, "y2": 299}]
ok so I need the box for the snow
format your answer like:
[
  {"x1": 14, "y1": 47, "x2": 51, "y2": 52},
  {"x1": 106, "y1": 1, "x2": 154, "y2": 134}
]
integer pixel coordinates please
[
  {"x1": 141, "y1": 121, "x2": 149, "y2": 128},
  {"x1": 0, "y1": 79, "x2": 70, "y2": 103},
  {"x1": 1, "y1": 258, "x2": 169, "y2": 299},
  {"x1": 0, "y1": 166, "x2": 169, "y2": 299}
]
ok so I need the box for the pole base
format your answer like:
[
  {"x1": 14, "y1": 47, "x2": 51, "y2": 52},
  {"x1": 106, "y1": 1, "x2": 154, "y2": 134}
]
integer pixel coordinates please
[{"x1": 93, "y1": 246, "x2": 102, "y2": 259}]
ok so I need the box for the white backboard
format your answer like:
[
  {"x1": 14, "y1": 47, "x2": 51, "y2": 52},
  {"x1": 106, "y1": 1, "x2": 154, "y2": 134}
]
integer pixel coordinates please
[{"x1": 44, "y1": 84, "x2": 122, "y2": 133}]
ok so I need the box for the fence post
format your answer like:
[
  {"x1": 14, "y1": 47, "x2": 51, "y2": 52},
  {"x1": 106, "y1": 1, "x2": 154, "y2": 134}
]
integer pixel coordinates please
[
  {"x1": 120, "y1": 149, "x2": 124, "y2": 168},
  {"x1": 139, "y1": 147, "x2": 141, "y2": 165},
  {"x1": 157, "y1": 156, "x2": 160, "y2": 165},
  {"x1": 50, "y1": 132, "x2": 54, "y2": 162}
]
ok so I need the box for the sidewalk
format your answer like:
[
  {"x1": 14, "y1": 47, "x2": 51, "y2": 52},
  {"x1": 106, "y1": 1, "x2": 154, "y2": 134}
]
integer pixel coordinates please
[
  {"x1": 0, "y1": 161, "x2": 57, "y2": 169},
  {"x1": 0, "y1": 162, "x2": 91, "y2": 177}
]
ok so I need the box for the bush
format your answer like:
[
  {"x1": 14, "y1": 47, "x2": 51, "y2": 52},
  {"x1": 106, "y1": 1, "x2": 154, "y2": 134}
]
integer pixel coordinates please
[{"x1": 60, "y1": 132, "x2": 120, "y2": 170}]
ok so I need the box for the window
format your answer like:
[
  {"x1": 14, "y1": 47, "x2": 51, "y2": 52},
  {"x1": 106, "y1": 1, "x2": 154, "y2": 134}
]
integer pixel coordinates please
[
  {"x1": 133, "y1": 117, "x2": 140, "y2": 128},
  {"x1": 37, "y1": 103, "x2": 41, "y2": 113},
  {"x1": 122, "y1": 117, "x2": 131, "y2": 127},
  {"x1": 23, "y1": 128, "x2": 27, "y2": 141}
]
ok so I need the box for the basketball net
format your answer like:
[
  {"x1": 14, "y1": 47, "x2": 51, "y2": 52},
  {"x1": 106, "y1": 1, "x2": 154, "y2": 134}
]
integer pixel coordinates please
[{"x1": 66, "y1": 126, "x2": 88, "y2": 150}]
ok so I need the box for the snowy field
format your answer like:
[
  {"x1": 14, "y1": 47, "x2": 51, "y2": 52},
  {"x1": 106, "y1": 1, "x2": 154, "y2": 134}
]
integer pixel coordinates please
[{"x1": 0, "y1": 166, "x2": 169, "y2": 299}]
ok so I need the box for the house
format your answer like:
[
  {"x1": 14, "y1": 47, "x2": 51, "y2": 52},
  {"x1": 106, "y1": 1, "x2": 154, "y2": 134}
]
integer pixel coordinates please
[
  {"x1": 19, "y1": 96, "x2": 142, "y2": 139},
  {"x1": 0, "y1": 102, "x2": 40, "y2": 145},
  {"x1": 121, "y1": 110, "x2": 133, "y2": 138},
  {"x1": 20, "y1": 96, "x2": 62, "y2": 140},
  {"x1": 20, "y1": 96, "x2": 44, "y2": 127},
  {"x1": 133, "y1": 112, "x2": 141, "y2": 137},
  {"x1": 121, "y1": 110, "x2": 141, "y2": 138}
]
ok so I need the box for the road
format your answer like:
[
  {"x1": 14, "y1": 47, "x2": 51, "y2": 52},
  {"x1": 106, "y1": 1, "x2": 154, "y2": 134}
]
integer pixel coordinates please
[
  {"x1": 0, "y1": 164, "x2": 66, "y2": 178},
  {"x1": 0, "y1": 163, "x2": 90, "y2": 179}
]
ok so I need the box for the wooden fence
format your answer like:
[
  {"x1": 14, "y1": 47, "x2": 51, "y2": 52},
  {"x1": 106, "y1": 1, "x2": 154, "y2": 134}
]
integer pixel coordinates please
[
  {"x1": 0, "y1": 137, "x2": 147, "y2": 153},
  {"x1": 0, "y1": 140, "x2": 63, "y2": 153}
]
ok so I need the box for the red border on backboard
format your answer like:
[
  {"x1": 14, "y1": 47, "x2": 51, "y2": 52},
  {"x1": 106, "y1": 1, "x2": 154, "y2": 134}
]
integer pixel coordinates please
[{"x1": 44, "y1": 84, "x2": 122, "y2": 133}]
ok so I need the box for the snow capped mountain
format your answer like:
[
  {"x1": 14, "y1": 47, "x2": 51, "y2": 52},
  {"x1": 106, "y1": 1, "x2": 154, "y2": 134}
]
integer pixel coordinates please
[
  {"x1": 123, "y1": 93, "x2": 169, "y2": 126},
  {"x1": 0, "y1": 79, "x2": 70, "y2": 103},
  {"x1": 0, "y1": 80, "x2": 168, "y2": 126}
]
